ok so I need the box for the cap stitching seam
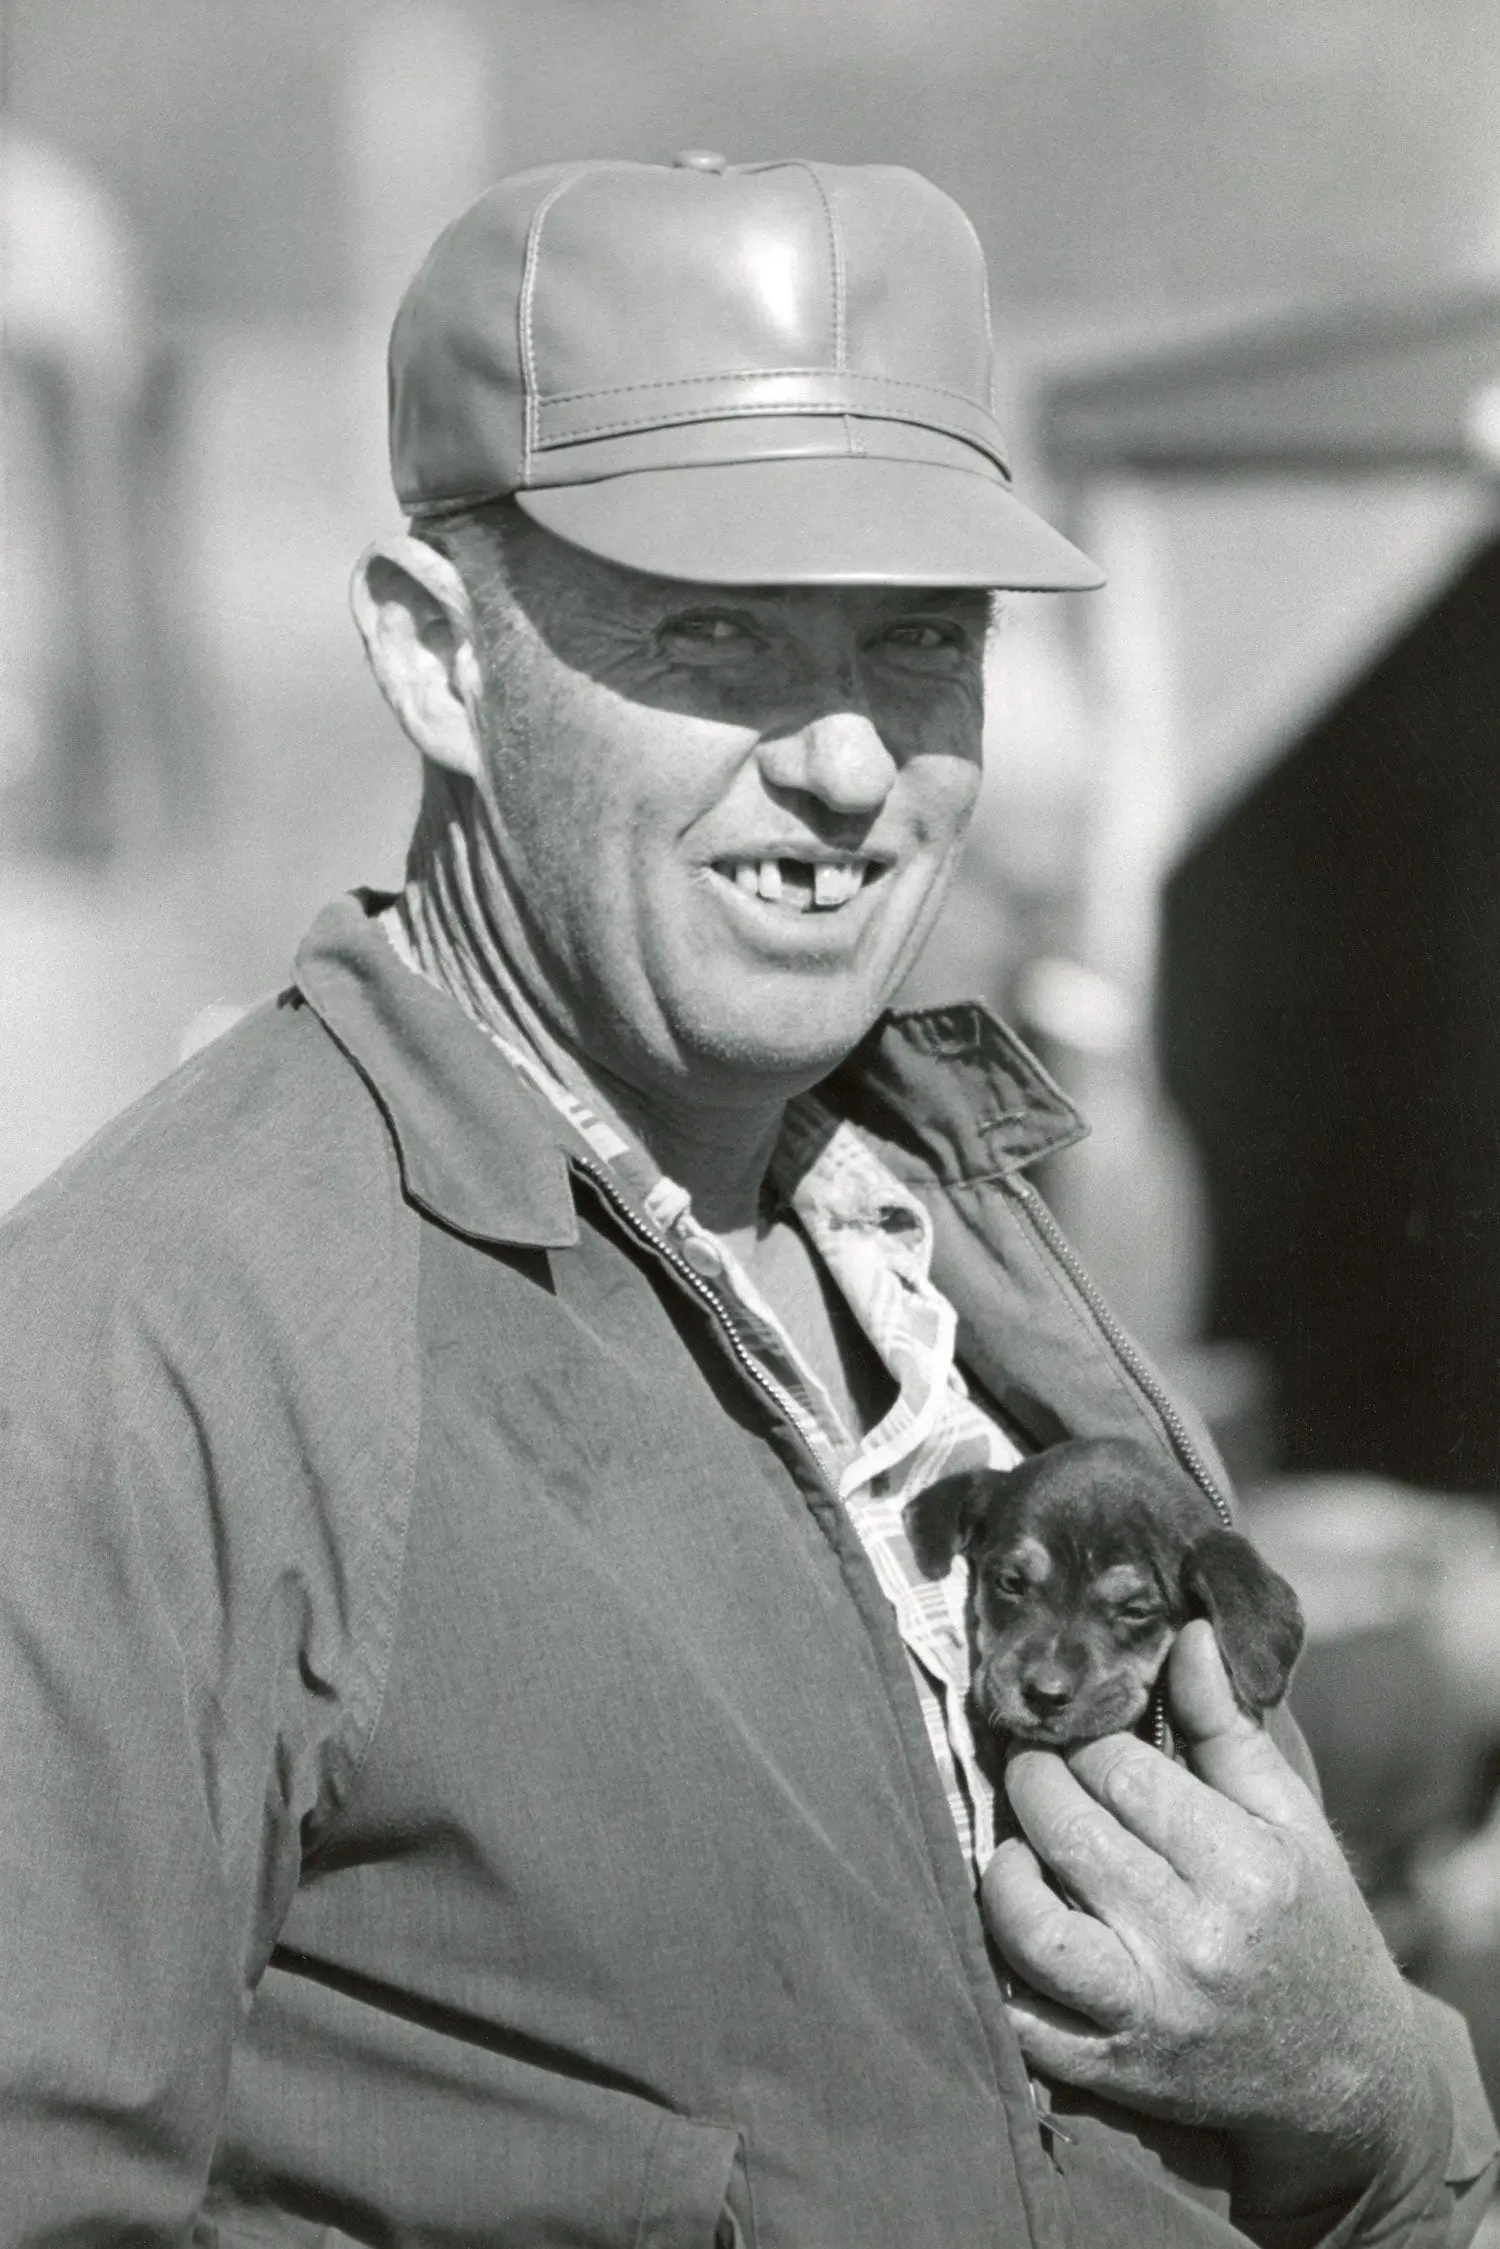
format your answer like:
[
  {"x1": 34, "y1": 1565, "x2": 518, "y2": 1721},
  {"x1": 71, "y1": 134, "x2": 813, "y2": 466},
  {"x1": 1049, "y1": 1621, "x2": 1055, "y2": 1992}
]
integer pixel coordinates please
[
  {"x1": 519, "y1": 171, "x2": 596, "y2": 482},
  {"x1": 792, "y1": 160, "x2": 846, "y2": 372},
  {"x1": 959, "y1": 203, "x2": 1001, "y2": 419},
  {"x1": 403, "y1": 451, "x2": 1012, "y2": 516},
  {"x1": 529, "y1": 401, "x2": 1009, "y2": 460},
  {"x1": 536, "y1": 368, "x2": 998, "y2": 408},
  {"x1": 790, "y1": 160, "x2": 862, "y2": 462}
]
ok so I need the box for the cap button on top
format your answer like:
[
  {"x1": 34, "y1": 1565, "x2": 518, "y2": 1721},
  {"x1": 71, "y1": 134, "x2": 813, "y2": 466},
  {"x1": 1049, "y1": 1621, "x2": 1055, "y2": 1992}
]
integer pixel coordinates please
[{"x1": 671, "y1": 149, "x2": 727, "y2": 173}]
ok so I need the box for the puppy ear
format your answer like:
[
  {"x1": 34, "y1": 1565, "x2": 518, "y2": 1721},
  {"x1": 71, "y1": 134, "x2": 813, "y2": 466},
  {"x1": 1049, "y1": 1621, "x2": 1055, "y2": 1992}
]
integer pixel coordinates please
[
  {"x1": 903, "y1": 1473, "x2": 989, "y2": 1580},
  {"x1": 1180, "y1": 1528, "x2": 1305, "y2": 1714}
]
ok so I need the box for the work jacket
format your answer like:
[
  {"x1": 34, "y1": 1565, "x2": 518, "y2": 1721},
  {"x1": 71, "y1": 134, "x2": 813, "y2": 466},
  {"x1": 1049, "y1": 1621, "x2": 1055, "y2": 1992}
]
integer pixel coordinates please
[{"x1": 0, "y1": 893, "x2": 1492, "y2": 2249}]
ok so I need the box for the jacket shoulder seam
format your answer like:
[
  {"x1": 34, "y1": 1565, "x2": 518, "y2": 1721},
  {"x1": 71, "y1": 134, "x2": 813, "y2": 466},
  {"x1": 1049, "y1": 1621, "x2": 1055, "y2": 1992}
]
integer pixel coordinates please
[{"x1": 299, "y1": 1029, "x2": 424, "y2": 1854}]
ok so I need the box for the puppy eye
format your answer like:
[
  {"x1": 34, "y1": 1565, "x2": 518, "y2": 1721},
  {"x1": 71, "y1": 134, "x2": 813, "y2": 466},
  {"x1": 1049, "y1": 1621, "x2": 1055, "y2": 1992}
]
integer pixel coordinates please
[
  {"x1": 1115, "y1": 1600, "x2": 1163, "y2": 1626},
  {"x1": 987, "y1": 1567, "x2": 1029, "y2": 1600}
]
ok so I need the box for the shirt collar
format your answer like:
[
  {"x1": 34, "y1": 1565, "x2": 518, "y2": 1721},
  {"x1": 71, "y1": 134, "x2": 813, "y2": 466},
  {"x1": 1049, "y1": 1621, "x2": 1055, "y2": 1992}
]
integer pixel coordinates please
[{"x1": 293, "y1": 891, "x2": 1087, "y2": 1250}]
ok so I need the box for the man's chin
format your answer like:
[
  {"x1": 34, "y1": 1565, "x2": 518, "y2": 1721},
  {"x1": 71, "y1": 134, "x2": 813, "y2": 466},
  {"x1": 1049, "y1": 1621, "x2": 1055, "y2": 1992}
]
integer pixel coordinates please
[{"x1": 671, "y1": 984, "x2": 888, "y2": 1090}]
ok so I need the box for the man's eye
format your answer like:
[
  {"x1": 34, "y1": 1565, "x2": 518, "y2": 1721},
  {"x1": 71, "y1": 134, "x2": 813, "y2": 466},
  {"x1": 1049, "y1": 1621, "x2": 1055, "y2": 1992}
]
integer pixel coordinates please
[
  {"x1": 1115, "y1": 1603, "x2": 1163, "y2": 1628},
  {"x1": 880, "y1": 619, "x2": 967, "y2": 653},
  {"x1": 660, "y1": 611, "x2": 758, "y2": 650}
]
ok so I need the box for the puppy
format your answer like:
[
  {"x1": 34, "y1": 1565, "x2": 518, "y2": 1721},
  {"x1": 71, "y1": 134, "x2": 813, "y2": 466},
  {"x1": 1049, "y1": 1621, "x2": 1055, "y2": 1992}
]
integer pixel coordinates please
[{"x1": 904, "y1": 1437, "x2": 1304, "y2": 1754}]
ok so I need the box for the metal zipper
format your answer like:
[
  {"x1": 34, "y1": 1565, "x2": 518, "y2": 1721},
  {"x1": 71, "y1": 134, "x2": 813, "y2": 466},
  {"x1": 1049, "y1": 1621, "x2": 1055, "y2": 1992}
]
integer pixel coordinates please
[
  {"x1": 1009, "y1": 1175, "x2": 1235, "y2": 1530},
  {"x1": 571, "y1": 1155, "x2": 843, "y2": 1489}
]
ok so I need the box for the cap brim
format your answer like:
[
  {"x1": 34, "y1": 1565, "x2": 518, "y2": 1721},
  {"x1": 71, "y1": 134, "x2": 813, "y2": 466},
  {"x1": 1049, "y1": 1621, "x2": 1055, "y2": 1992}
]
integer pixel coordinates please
[{"x1": 513, "y1": 456, "x2": 1103, "y2": 590}]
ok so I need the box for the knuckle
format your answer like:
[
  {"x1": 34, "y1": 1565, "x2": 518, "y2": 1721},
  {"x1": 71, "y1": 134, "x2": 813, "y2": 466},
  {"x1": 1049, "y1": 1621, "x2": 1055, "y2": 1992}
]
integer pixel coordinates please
[
  {"x1": 1176, "y1": 1912, "x2": 1234, "y2": 1985},
  {"x1": 1207, "y1": 1825, "x2": 1302, "y2": 1919},
  {"x1": 1051, "y1": 1807, "x2": 1108, "y2": 1869},
  {"x1": 1234, "y1": 1848, "x2": 1298, "y2": 1920}
]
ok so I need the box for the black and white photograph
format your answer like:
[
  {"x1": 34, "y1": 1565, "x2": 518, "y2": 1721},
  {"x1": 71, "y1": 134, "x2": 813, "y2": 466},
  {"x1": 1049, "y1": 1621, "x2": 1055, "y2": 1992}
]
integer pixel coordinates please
[{"x1": 3, "y1": 5, "x2": 1500, "y2": 2242}]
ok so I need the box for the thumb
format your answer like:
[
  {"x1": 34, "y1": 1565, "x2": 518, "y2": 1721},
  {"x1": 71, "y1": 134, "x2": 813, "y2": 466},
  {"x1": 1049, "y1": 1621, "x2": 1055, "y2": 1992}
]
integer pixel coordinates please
[{"x1": 1168, "y1": 1620, "x2": 1319, "y2": 1830}]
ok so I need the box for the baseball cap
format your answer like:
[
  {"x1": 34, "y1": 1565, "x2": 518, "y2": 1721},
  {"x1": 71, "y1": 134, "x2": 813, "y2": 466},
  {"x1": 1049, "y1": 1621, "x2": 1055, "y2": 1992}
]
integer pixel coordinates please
[{"x1": 388, "y1": 153, "x2": 1102, "y2": 590}]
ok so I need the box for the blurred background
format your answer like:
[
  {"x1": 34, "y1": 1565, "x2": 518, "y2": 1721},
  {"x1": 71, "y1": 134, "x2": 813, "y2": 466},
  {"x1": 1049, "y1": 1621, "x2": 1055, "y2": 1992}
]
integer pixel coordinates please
[{"x1": 5, "y1": 0, "x2": 1500, "y2": 2158}]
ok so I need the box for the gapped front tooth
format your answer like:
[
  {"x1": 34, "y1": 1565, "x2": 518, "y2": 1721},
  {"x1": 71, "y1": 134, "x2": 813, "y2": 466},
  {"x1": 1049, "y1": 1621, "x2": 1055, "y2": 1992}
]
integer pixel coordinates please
[
  {"x1": 813, "y1": 862, "x2": 863, "y2": 908},
  {"x1": 757, "y1": 858, "x2": 784, "y2": 902},
  {"x1": 733, "y1": 861, "x2": 759, "y2": 895}
]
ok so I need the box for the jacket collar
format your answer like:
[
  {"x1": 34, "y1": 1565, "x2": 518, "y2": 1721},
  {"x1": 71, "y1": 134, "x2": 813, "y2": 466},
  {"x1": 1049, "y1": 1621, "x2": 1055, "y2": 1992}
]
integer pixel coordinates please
[
  {"x1": 295, "y1": 892, "x2": 582, "y2": 1247},
  {"x1": 294, "y1": 893, "x2": 1087, "y2": 1250}
]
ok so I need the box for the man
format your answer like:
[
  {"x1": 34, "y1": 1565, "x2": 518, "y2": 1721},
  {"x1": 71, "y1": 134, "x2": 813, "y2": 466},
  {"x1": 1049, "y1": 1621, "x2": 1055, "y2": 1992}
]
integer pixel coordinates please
[{"x1": 0, "y1": 154, "x2": 1494, "y2": 2247}]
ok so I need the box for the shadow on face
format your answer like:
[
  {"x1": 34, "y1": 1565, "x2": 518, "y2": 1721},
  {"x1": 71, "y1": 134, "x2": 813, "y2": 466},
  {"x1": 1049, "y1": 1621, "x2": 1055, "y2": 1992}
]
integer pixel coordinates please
[
  {"x1": 420, "y1": 505, "x2": 993, "y2": 1095},
  {"x1": 490, "y1": 504, "x2": 994, "y2": 735}
]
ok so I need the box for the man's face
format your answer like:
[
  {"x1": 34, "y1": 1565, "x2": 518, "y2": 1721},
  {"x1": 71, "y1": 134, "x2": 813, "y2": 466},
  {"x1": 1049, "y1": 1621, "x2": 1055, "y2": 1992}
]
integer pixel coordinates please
[{"x1": 471, "y1": 518, "x2": 988, "y2": 1097}]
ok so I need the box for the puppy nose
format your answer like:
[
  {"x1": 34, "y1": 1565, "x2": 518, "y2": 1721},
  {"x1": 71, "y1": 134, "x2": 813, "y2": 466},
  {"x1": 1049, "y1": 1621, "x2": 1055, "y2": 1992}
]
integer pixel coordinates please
[{"x1": 1021, "y1": 1671, "x2": 1072, "y2": 1715}]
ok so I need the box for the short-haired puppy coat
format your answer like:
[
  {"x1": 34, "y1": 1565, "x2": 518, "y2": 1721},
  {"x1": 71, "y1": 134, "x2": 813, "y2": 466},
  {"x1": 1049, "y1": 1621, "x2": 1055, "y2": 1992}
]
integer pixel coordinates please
[{"x1": 904, "y1": 1437, "x2": 1304, "y2": 1756}]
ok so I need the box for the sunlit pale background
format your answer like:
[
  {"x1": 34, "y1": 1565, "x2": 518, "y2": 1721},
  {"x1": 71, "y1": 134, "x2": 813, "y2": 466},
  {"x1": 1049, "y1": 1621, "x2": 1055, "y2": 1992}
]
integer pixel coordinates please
[{"x1": 6, "y1": 0, "x2": 1500, "y2": 2159}]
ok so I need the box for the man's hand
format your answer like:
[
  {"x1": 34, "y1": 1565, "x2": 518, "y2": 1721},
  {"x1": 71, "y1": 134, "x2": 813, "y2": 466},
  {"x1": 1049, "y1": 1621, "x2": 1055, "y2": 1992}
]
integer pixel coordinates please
[{"x1": 981, "y1": 1621, "x2": 1431, "y2": 2220}]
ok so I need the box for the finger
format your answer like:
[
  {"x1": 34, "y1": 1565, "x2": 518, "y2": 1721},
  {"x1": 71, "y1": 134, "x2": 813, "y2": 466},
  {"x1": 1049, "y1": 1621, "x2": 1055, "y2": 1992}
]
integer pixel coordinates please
[
  {"x1": 1063, "y1": 1726, "x2": 1244, "y2": 1880},
  {"x1": 1003, "y1": 1748, "x2": 1192, "y2": 1924},
  {"x1": 1168, "y1": 1621, "x2": 1321, "y2": 1831},
  {"x1": 980, "y1": 1835, "x2": 1140, "y2": 2028},
  {"x1": 1003, "y1": 1982, "x2": 1122, "y2": 2088}
]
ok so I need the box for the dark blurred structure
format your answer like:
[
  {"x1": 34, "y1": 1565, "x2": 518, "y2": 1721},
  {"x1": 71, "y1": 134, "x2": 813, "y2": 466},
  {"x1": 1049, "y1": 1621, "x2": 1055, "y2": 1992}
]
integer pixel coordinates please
[
  {"x1": 1165, "y1": 543, "x2": 1500, "y2": 1491},
  {"x1": 1042, "y1": 284, "x2": 1500, "y2": 1491}
]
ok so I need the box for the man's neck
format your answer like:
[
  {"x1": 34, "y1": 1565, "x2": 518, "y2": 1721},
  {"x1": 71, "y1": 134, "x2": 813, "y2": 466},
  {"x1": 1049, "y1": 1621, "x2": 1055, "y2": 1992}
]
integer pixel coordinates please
[{"x1": 392, "y1": 854, "x2": 785, "y2": 1247}]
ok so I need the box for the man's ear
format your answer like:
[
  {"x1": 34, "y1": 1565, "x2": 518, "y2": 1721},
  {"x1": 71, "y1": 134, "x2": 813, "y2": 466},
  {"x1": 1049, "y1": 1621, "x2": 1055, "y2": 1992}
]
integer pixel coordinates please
[
  {"x1": 1180, "y1": 1528, "x2": 1305, "y2": 1715},
  {"x1": 904, "y1": 1473, "x2": 992, "y2": 1580},
  {"x1": 349, "y1": 534, "x2": 486, "y2": 778}
]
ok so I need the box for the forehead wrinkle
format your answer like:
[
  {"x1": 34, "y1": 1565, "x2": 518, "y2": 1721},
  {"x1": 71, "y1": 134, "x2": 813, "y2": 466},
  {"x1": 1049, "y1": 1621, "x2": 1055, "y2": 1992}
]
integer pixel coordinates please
[
  {"x1": 503, "y1": 511, "x2": 994, "y2": 629},
  {"x1": 556, "y1": 563, "x2": 988, "y2": 618},
  {"x1": 746, "y1": 582, "x2": 989, "y2": 611}
]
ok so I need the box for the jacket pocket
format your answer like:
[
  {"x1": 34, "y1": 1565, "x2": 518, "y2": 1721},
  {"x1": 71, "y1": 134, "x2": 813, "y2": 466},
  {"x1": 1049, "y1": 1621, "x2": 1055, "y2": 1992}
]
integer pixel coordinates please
[{"x1": 635, "y1": 2112, "x2": 750, "y2": 2249}]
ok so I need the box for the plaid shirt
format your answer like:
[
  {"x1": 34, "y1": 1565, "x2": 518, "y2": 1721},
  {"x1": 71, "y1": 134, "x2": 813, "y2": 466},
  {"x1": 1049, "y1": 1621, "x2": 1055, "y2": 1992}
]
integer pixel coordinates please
[{"x1": 384, "y1": 918, "x2": 1025, "y2": 1881}]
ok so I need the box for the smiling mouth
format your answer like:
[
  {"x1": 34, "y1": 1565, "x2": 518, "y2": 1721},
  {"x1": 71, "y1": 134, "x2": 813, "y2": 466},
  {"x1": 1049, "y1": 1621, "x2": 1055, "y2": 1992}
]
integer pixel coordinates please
[{"x1": 711, "y1": 856, "x2": 883, "y2": 913}]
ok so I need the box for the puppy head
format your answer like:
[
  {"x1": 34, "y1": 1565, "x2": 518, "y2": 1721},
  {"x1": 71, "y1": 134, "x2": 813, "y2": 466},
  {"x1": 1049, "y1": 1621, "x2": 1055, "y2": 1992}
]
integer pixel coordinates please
[{"x1": 905, "y1": 1438, "x2": 1303, "y2": 1748}]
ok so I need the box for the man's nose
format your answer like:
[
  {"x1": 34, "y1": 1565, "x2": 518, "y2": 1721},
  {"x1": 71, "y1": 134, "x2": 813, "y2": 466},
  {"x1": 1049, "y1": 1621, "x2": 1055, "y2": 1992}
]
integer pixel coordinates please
[{"x1": 754, "y1": 706, "x2": 899, "y2": 818}]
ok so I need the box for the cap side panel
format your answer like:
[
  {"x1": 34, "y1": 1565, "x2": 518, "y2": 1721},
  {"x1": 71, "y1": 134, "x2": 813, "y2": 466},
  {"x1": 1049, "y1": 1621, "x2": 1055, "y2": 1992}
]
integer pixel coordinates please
[
  {"x1": 829, "y1": 168, "x2": 994, "y2": 411},
  {"x1": 525, "y1": 167, "x2": 838, "y2": 401},
  {"x1": 390, "y1": 168, "x2": 583, "y2": 511}
]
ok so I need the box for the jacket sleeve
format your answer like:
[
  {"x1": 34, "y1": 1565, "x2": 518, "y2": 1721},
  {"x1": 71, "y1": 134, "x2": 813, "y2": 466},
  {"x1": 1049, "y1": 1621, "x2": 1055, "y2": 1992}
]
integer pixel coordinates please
[
  {"x1": 1414, "y1": 1984, "x2": 1500, "y2": 2248},
  {"x1": 1238, "y1": 1987, "x2": 1497, "y2": 2249},
  {"x1": 0, "y1": 1260, "x2": 248, "y2": 2240},
  {"x1": 0, "y1": 1094, "x2": 416, "y2": 2244},
  {"x1": 1314, "y1": 1990, "x2": 1497, "y2": 2249}
]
